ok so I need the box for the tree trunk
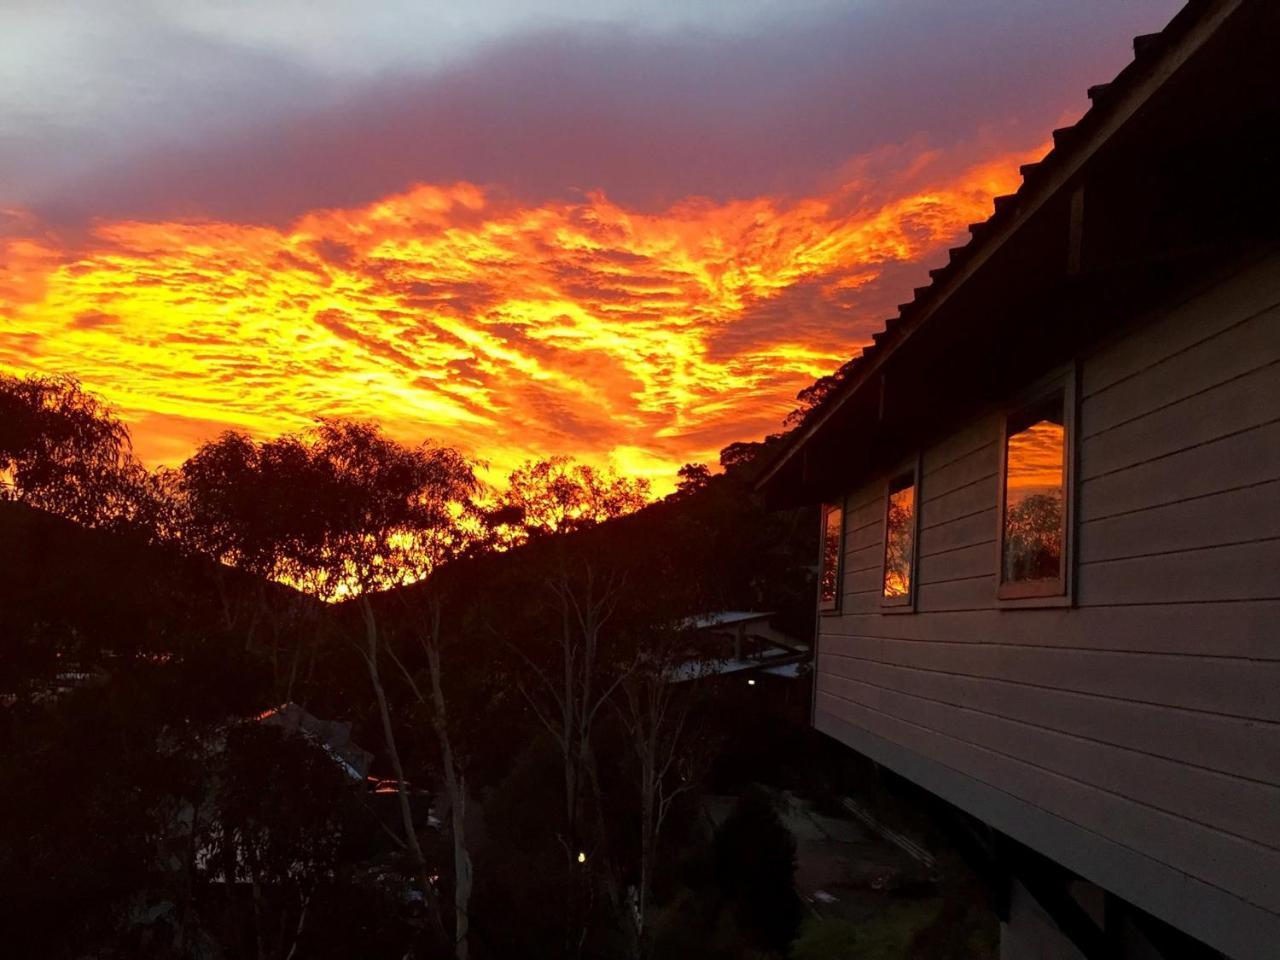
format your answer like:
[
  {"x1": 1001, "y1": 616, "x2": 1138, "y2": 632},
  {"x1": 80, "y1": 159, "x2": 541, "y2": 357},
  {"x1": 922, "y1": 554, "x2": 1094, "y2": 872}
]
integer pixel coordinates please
[
  {"x1": 426, "y1": 636, "x2": 472, "y2": 960},
  {"x1": 360, "y1": 596, "x2": 441, "y2": 938}
]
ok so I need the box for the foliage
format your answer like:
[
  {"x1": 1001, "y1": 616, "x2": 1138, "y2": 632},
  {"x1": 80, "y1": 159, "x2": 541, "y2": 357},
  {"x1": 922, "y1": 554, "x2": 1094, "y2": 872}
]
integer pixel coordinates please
[
  {"x1": 0, "y1": 372, "x2": 165, "y2": 536},
  {"x1": 713, "y1": 788, "x2": 803, "y2": 953},
  {"x1": 198, "y1": 723, "x2": 364, "y2": 960},
  {"x1": 179, "y1": 430, "x2": 330, "y2": 582},
  {"x1": 181, "y1": 418, "x2": 481, "y2": 599},
  {"x1": 200, "y1": 723, "x2": 357, "y2": 889},
  {"x1": 783, "y1": 356, "x2": 859, "y2": 431},
  {"x1": 495, "y1": 455, "x2": 649, "y2": 543},
  {"x1": 0, "y1": 375, "x2": 834, "y2": 959},
  {"x1": 673, "y1": 462, "x2": 712, "y2": 497}
]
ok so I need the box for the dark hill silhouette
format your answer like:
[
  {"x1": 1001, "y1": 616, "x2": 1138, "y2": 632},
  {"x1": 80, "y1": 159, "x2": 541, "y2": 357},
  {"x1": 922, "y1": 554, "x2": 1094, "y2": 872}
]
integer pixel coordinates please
[{"x1": 0, "y1": 499, "x2": 305, "y2": 699}]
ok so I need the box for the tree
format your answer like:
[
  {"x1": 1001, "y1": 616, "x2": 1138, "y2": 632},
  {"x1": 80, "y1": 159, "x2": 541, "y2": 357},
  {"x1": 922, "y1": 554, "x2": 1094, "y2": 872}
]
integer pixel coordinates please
[
  {"x1": 614, "y1": 624, "x2": 715, "y2": 954},
  {"x1": 384, "y1": 600, "x2": 476, "y2": 960},
  {"x1": 671, "y1": 463, "x2": 712, "y2": 499},
  {"x1": 0, "y1": 372, "x2": 165, "y2": 536},
  {"x1": 180, "y1": 418, "x2": 482, "y2": 953},
  {"x1": 179, "y1": 431, "x2": 331, "y2": 586},
  {"x1": 716, "y1": 434, "x2": 786, "y2": 482},
  {"x1": 305, "y1": 419, "x2": 480, "y2": 598},
  {"x1": 199, "y1": 722, "x2": 361, "y2": 960},
  {"x1": 510, "y1": 563, "x2": 628, "y2": 958},
  {"x1": 497, "y1": 456, "x2": 649, "y2": 543},
  {"x1": 179, "y1": 431, "x2": 339, "y2": 701},
  {"x1": 783, "y1": 356, "x2": 858, "y2": 430},
  {"x1": 304, "y1": 420, "x2": 480, "y2": 956}
]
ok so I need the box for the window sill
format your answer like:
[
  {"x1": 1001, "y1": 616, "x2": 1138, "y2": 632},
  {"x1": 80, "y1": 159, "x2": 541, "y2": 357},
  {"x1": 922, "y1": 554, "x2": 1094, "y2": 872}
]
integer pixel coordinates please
[
  {"x1": 878, "y1": 597, "x2": 915, "y2": 614},
  {"x1": 996, "y1": 586, "x2": 1072, "y2": 609}
]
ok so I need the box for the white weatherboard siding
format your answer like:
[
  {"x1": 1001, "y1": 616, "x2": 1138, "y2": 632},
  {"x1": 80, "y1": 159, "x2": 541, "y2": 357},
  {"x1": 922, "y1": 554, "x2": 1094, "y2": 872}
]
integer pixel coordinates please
[{"x1": 814, "y1": 251, "x2": 1280, "y2": 960}]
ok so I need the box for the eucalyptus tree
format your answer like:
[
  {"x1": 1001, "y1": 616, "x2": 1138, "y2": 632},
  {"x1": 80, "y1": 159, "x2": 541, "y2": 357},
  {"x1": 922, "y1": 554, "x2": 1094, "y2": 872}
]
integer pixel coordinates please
[
  {"x1": 495, "y1": 455, "x2": 649, "y2": 545},
  {"x1": 179, "y1": 418, "x2": 482, "y2": 956},
  {"x1": 0, "y1": 372, "x2": 168, "y2": 537}
]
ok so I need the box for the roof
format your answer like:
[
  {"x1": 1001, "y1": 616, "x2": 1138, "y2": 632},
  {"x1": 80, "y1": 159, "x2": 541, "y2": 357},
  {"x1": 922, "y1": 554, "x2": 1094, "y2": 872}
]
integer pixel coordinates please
[
  {"x1": 757, "y1": 0, "x2": 1244, "y2": 497},
  {"x1": 257, "y1": 702, "x2": 373, "y2": 781},
  {"x1": 667, "y1": 646, "x2": 807, "y2": 683},
  {"x1": 686, "y1": 610, "x2": 776, "y2": 630}
]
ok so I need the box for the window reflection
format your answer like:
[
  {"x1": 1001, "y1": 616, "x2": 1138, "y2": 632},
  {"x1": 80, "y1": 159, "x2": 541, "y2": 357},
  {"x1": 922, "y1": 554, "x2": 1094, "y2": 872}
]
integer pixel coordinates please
[
  {"x1": 1002, "y1": 392, "x2": 1066, "y2": 585},
  {"x1": 883, "y1": 474, "x2": 915, "y2": 600},
  {"x1": 819, "y1": 502, "x2": 843, "y2": 610}
]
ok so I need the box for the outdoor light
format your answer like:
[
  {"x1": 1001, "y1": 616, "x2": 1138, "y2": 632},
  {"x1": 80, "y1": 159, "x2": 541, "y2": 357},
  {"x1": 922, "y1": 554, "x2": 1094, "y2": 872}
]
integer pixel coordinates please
[
  {"x1": 577, "y1": 851, "x2": 587, "y2": 864},
  {"x1": 747, "y1": 679, "x2": 756, "y2": 686}
]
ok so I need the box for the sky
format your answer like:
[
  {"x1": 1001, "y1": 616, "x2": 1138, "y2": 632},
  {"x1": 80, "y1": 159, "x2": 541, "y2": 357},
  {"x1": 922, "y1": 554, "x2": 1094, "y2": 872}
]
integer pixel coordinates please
[{"x1": 0, "y1": 0, "x2": 1183, "y2": 492}]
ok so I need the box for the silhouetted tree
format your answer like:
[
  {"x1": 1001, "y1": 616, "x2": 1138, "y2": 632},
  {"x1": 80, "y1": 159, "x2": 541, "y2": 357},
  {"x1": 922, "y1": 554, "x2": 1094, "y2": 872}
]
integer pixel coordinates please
[
  {"x1": 510, "y1": 563, "x2": 628, "y2": 957},
  {"x1": 384, "y1": 592, "x2": 496, "y2": 960},
  {"x1": 179, "y1": 431, "x2": 332, "y2": 695},
  {"x1": 716, "y1": 434, "x2": 787, "y2": 483},
  {"x1": 614, "y1": 623, "x2": 716, "y2": 955},
  {"x1": 497, "y1": 456, "x2": 649, "y2": 543},
  {"x1": 783, "y1": 356, "x2": 858, "y2": 430},
  {"x1": 180, "y1": 418, "x2": 481, "y2": 952},
  {"x1": 180, "y1": 431, "x2": 331, "y2": 585},
  {"x1": 303, "y1": 420, "x2": 479, "y2": 956},
  {"x1": 672, "y1": 463, "x2": 712, "y2": 498},
  {"x1": 199, "y1": 722, "x2": 362, "y2": 960},
  {"x1": 0, "y1": 372, "x2": 167, "y2": 536}
]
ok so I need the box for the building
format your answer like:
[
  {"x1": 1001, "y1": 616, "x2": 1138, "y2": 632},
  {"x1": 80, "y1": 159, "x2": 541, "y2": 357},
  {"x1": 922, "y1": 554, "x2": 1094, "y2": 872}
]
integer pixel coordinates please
[
  {"x1": 757, "y1": 2, "x2": 1279, "y2": 957},
  {"x1": 684, "y1": 610, "x2": 806, "y2": 665}
]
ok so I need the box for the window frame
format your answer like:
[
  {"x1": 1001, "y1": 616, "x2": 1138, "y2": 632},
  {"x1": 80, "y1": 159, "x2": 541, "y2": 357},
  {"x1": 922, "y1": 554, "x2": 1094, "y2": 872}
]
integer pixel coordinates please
[
  {"x1": 995, "y1": 367, "x2": 1078, "y2": 607},
  {"x1": 879, "y1": 456, "x2": 921, "y2": 612},
  {"x1": 818, "y1": 497, "x2": 846, "y2": 615}
]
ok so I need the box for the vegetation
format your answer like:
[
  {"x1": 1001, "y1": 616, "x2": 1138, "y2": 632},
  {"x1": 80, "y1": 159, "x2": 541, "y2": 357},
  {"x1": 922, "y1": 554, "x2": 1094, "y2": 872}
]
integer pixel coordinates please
[{"x1": 0, "y1": 370, "x2": 995, "y2": 959}]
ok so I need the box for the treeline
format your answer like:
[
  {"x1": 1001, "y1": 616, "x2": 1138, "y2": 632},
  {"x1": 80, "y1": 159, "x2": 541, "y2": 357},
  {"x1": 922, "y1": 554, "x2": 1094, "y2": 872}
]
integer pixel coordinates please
[{"x1": 0, "y1": 372, "x2": 818, "y2": 960}]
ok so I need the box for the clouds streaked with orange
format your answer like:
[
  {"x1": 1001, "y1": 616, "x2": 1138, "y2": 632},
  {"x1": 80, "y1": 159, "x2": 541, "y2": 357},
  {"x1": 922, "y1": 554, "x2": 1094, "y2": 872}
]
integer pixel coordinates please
[{"x1": 1, "y1": 141, "x2": 1040, "y2": 493}]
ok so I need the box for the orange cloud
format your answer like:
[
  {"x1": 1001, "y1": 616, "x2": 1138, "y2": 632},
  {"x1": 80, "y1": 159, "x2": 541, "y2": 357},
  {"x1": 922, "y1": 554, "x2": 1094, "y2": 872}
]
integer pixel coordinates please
[{"x1": 0, "y1": 142, "x2": 1041, "y2": 494}]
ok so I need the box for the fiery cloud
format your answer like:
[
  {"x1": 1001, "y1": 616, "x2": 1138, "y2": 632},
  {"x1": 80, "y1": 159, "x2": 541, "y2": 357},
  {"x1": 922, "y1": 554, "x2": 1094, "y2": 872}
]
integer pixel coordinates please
[{"x1": 1, "y1": 142, "x2": 1040, "y2": 492}]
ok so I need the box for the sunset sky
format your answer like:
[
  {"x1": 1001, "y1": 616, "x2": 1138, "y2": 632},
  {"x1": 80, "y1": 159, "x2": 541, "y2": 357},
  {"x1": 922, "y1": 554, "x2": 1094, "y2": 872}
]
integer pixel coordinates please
[{"x1": 0, "y1": 0, "x2": 1182, "y2": 492}]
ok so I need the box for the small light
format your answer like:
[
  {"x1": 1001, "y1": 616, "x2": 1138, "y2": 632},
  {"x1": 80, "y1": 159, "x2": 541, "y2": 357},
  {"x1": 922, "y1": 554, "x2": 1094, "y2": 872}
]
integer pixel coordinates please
[
  {"x1": 577, "y1": 851, "x2": 587, "y2": 864},
  {"x1": 747, "y1": 679, "x2": 756, "y2": 686}
]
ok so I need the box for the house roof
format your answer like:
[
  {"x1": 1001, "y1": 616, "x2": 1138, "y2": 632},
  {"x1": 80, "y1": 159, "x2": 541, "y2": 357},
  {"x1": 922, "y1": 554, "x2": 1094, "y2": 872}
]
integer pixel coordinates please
[
  {"x1": 257, "y1": 701, "x2": 373, "y2": 781},
  {"x1": 756, "y1": 0, "x2": 1245, "y2": 499},
  {"x1": 667, "y1": 647, "x2": 808, "y2": 683},
  {"x1": 686, "y1": 610, "x2": 776, "y2": 630}
]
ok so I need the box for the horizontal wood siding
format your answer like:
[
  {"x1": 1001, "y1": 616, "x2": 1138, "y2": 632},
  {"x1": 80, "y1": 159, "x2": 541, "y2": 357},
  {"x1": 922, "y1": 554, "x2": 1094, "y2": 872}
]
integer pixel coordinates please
[{"x1": 814, "y1": 252, "x2": 1280, "y2": 949}]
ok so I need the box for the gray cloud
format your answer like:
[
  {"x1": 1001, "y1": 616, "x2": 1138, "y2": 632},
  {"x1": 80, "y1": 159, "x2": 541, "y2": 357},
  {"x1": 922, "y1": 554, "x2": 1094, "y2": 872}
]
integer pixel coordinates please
[{"x1": 7, "y1": 0, "x2": 1182, "y2": 224}]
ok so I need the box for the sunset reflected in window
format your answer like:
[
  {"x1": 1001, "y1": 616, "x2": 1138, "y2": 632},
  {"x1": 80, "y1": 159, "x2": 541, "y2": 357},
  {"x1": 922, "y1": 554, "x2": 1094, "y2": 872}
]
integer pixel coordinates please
[
  {"x1": 1001, "y1": 392, "x2": 1066, "y2": 585},
  {"x1": 820, "y1": 502, "x2": 844, "y2": 611},
  {"x1": 882, "y1": 474, "x2": 915, "y2": 601}
]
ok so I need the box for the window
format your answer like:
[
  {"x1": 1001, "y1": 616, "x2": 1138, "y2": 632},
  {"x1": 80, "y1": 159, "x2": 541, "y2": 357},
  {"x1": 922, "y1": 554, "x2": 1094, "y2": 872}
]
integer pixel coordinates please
[
  {"x1": 881, "y1": 470, "x2": 917, "y2": 606},
  {"x1": 819, "y1": 501, "x2": 844, "y2": 612},
  {"x1": 999, "y1": 388, "x2": 1069, "y2": 599}
]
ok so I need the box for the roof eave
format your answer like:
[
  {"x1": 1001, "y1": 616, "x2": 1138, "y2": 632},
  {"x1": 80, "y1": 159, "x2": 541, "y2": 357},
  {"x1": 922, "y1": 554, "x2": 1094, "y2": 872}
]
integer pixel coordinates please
[{"x1": 755, "y1": 0, "x2": 1241, "y2": 498}]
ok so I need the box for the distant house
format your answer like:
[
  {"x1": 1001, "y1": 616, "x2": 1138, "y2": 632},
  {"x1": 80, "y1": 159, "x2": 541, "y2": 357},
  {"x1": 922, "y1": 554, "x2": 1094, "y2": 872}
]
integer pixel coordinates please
[
  {"x1": 687, "y1": 610, "x2": 803, "y2": 662},
  {"x1": 759, "y1": 2, "x2": 1279, "y2": 958},
  {"x1": 666, "y1": 610, "x2": 807, "y2": 684},
  {"x1": 257, "y1": 702, "x2": 374, "y2": 782}
]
